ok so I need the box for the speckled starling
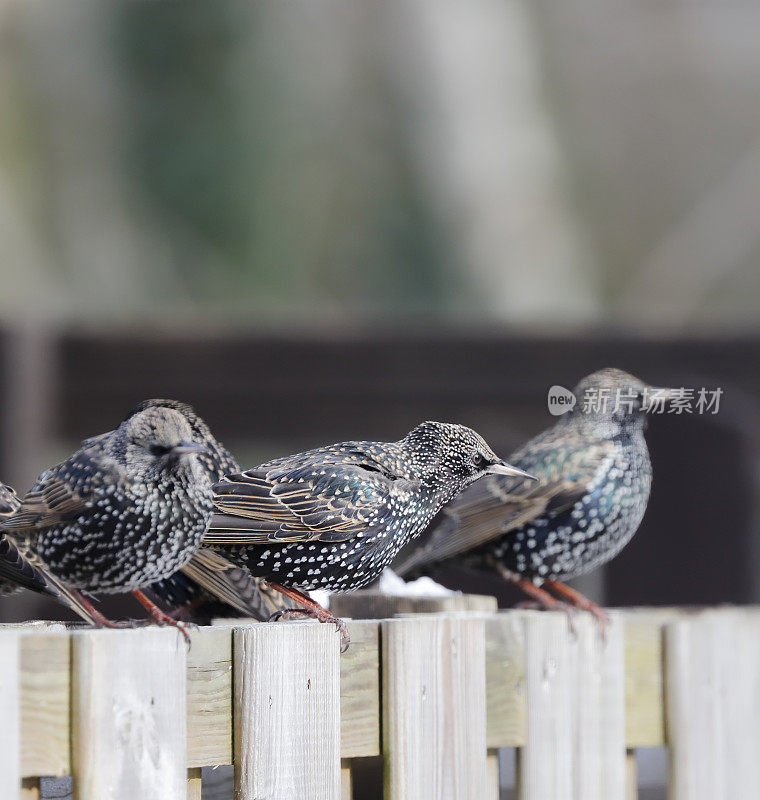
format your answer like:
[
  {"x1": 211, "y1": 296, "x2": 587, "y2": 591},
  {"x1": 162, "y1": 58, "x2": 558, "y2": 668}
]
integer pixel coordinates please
[
  {"x1": 201, "y1": 421, "x2": 533, "y2": 646},
  {"x1": 111, "y1": 399, "x2": 291, "y2": 622},
  {"x1": 393, "y1": 369, "x2": 673, "y2": 623},
  {"x1": 0, "y1": 406, "x2": 215, "y2": 633}
]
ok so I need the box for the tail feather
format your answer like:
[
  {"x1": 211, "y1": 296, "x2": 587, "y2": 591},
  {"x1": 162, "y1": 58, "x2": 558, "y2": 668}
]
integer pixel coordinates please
[{"x1": 0, "y1": 534, "x2": 99, "y2": 625}]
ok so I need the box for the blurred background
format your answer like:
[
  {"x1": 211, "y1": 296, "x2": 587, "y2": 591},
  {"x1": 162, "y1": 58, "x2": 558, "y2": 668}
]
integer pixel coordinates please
[{"x1": 1, "y1": 0, "x2": 760, "y2": 631}]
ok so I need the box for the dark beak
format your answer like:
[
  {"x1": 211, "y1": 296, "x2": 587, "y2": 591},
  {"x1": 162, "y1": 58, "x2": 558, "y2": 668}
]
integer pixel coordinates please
[
  {"x1": 171, "y1": 441, "x2": 207, "y2": 457},
  {"x1": 486, "y1": 460, "x2": 537, "y2": 481}
]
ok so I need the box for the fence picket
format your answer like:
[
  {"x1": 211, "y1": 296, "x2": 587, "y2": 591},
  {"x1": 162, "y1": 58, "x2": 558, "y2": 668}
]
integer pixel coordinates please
[
  {"x1": 382, "y1": 615, "x2": 487, "y2": 800},
  {"x1": 71, "y1": 628, "x2": 187, "y2": 800},
  {"x1": 666, "y1": 609, "x2": 760, "y2": 799},
  {"x1": 0, "y1": 630, "x2": 19, "y2": 800},
  {"x1": 517, "y1": 612, "x2": 574, "y2": 799},
  {"x1": 233, "y1": 620, "x2": 341, "y2": 800},
  {"x1": 574, "y1": 612, "x2": 626, "y2": 800}
]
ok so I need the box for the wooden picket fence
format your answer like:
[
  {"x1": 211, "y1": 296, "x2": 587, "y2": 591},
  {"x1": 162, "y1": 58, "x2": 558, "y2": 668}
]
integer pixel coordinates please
[{"x1": 4, "y1": 595, "x2": 760, "y2": 800}]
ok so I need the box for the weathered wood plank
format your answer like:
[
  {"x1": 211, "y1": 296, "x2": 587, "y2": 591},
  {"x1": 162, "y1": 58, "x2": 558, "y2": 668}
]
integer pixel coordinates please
[
  {"x1": 340, "y1": 759, "x2": 353, "y2": 800},
  {"x1": 186, "y1": 626, "x2": 232, "y2": 768},
  {"x1": 340, "y1": 621, "x2": 380, "y2": 758},
  {"x1": 485, "y1": 612, "x2": 526, "y2": 748},
  {"x1": 573, "y1": 612, "x2": 626, "y2": 800},
  {"x1": 187, "y1": 768, "x2": 202, "y2": 800},
  {"x1": 622, "y1": 610, "x2": 680, "y2": 747},
  {"x1": 330, "y1": 592, "x2": 497, "y2": 619},
  {"x1": 233, "y1": 621, "x2": 341, "y2": 800},
  {"x1": 666, "y1": 609, "x2": 760, "y2": 799},
  {"x1": 486, "y1": 750, "x2": 500, "y2": 800},
  {"x1": 517, "y1": 612, "x2": 573, "y2": 800},
  {"x1": 0, "y1": 630, "x2": 20, "y2": 800},
  {"x1": 625, "y1": 750, "x2": 637, "y2": 800},
  {"x1": 382, "y1": 616, "x2": 487, "y2": 800},
  {"x1": 20, "y1": 778, "x2": 40, "y2": 799},
  {"x1": 19, "y1": 631, "x2": 70, "y2": 777},
  {"x1": 71, "y1": 628, "x2": 187, "y2": 800}
]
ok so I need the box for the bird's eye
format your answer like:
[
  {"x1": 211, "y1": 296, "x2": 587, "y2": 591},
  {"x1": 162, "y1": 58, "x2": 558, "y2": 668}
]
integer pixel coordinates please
[
  {"x1": 149, "y1": 444, "x2": 172, "y2": 457},
  {"x1": 472, "y1": 452, "x2": 485, "y2": 467}
]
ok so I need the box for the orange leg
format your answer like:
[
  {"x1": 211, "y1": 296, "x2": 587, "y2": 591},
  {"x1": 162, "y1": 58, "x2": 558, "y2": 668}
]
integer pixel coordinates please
[
  {"x1": 265, "y1": 582, "x2": 350, "y2": 652},
  {"x1": 544, "y1": 580, "x2": 609, "y2": 634},
  {"x1": 131, "y1": 590, "x2": 192, "y2": 644}
]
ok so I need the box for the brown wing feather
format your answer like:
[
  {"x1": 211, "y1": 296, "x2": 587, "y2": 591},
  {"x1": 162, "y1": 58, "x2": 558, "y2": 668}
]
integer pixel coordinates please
[{"x1": 206, "y1": 461, "x2": 411, "y2": 545}]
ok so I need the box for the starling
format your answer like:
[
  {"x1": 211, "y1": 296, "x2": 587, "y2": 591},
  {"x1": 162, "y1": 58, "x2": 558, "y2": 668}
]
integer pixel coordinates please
[
  {"x1": 201, "y1": 421, "x2": 533, "y2": 647},
  {"x1": 111, "y1": 399, "x2": 290, "y2": 622},
  {"x1": 0, "y1": 406, "x2": 215, "y2": 633},
  {"x1": 393, "y1": 369, "x2": 673, "y2": 624}
]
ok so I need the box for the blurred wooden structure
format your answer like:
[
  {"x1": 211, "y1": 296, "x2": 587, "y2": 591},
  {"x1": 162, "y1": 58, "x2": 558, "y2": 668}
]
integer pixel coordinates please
[{"x1": 7, "y1": 598, "x2": 760, "y2": 799}]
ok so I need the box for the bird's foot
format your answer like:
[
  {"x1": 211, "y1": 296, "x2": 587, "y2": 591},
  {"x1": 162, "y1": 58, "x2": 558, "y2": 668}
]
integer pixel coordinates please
[
  {"x1": 515, "y1": 597, "x2": 577, "y2": 635},
  {"x1": 92, "y1": 616, "x2": 134, "y2": 630},
  {"x1": 544, "y1": 580, "x2": 609, "y2": 640},
  {"x1": 509, "y1": 576, "x2": 578, "y2": 635},
  {"x1": 265, "y1": 583, "x2": 350, "y2": 652},
  {"x1": 131, "y1": 590, "x2": 194, "y2": 645}
]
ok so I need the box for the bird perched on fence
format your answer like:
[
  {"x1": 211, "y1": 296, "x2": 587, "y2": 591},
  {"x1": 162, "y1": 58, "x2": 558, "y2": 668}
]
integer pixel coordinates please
[
  {"x1": 0, "y1": 405, "x2": 215, "y2": 636},
  {"x1": 117, "y1": 399, "x2": 291, "y2": 622},
  {"x1": 201, "y1": 421, "x2": 533, "y2": 648},
  {"x1": 392, "y1": 369, "x2": 674, "y2": 626}
]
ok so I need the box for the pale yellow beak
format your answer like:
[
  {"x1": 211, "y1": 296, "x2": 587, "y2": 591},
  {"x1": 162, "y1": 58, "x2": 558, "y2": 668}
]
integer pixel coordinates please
[{"x1": 486, "y1": 461, "x2": 537, "y2": 481}]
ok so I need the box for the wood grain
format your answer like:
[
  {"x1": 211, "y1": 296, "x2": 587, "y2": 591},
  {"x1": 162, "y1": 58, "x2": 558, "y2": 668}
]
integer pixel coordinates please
[
  {"x1": 622, "y1": 609, "x2": 681, "y2": 747},
  {"x1": 186, "y1": 626, "x2": 232, "y2": 768},
  {"x1": 0, "y1": 629, "x2": 19, "y2": 800},
  {"x1": 71, "y1": 627, "x2": 187, "y2": 800},
  {"x1": 186, "y1": 768, "x2": 202, "y2": 800},
  {"x1": 666, "y1": 609, "x2": 760, "y2": 800},
  {"x1": 573, "y1": 612, "x2": 626, "y2": 800},
  {"x1": 517, "y1": 611, "x2": 574, "y2": 800},
  {"x1": 485, "y1": 612, "x2": 526, "y2": 747},
  {"x1": 340, "y1": 621, "x2": 380, "y2": 758},
  {"x1": 233, "y1": 620, "x2": 341, "y2": 800},
  {"x1": 19, "y1": 630, "x2": 70, "y2": 777},
  {"x1": 330, "y1": 592, "x2": 497, "y2": 619},
  {"x1": 382, "y1": 616, "x2": 487, "y2": 800}
]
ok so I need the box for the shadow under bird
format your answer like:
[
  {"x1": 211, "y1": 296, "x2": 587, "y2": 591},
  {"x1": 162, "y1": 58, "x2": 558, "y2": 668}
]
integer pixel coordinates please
[
  {"x1": 0, "y1": 406, "x2": 215, "y2": 636},
  {"x1": 200, "y1": 421, "x2": 534, "y2": 649},
  {"x1": 393, "y1": 369, "x2": 676, "y2": 626}
]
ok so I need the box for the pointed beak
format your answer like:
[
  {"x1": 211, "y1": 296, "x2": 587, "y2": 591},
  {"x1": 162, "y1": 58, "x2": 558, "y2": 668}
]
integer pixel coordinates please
[
  {"x1": 171, "y1": 441, "x2": 207, "y2": 457},
  {"x1": 486, "y1": 461, "x2": 538, "y2": 481}
]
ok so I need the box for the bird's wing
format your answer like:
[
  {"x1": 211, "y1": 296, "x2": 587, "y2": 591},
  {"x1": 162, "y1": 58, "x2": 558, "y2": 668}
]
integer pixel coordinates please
[
  {"x1": 1, "y1": 448, "x2": 128, "y2": 532},
  {"x1": 393, "y1": 433, "x2": 613, "y2": 576},
  {"x1": 0, "y1": 484, "x2": 20, "y2": 516},
  {"x1": 205, "y1": 457, "x2": 413, "y2": 545}
]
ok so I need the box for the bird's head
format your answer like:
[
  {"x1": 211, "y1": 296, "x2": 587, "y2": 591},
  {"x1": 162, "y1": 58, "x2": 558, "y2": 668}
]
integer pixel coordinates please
[
  {"x1": 402, "y1": 421, "x2": 535, "y2": 499},
  {"x1": 567, "y1": 368, "x2": 678, "y2": 434},
  {"x1": 113, "y1": 406, "x2": 209, "y2": 482},
  {"x1": 86, "y1": 398, "x2": 238, "y2": 482}
]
